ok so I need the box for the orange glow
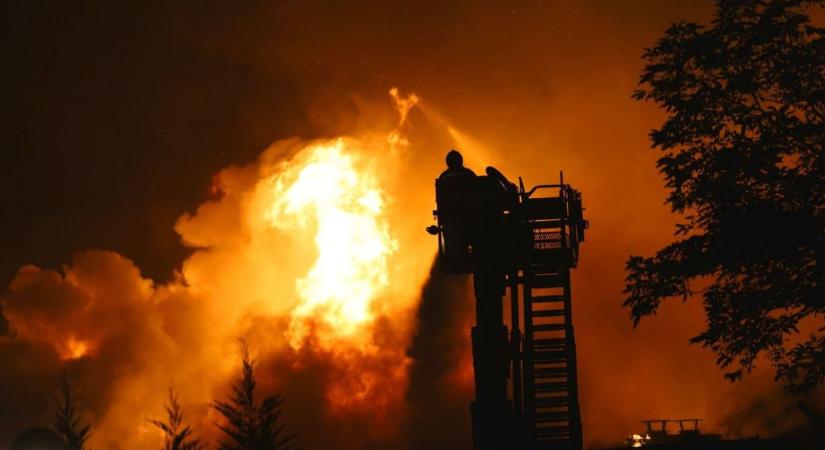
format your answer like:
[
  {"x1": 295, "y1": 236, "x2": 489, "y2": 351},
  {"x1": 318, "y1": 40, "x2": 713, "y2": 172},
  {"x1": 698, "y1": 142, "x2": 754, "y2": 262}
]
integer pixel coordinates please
[
  {"x1": 62, "y1": 336, "x2": 91, "y2": 360},
  {"x1": 3, "y1": 79, "x2": 762, "y2": 448},
  {"x1": 1, "y1": 89, "x2": 434, "y2": 449},
  {"x1": 12, "y1": 3, "x2": 825, "y2": 448}
]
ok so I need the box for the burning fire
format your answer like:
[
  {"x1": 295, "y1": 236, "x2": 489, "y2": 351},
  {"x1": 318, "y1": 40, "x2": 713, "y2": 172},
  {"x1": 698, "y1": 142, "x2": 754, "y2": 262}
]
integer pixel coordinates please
[
  {"x1": 265, "y1": 140, "x2": 397, "y2": 350},
  {"x1": 2, "y1": 89, "x2": 434, "y2": 448},
  {"x1": 234, "y1": 89, "x2": 422, "y2": 413}
]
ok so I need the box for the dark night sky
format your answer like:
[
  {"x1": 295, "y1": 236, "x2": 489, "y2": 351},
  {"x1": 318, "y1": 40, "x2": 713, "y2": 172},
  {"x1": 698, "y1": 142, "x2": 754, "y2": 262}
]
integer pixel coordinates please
[
  {"x1": 0, "y1": 0, "x2": 712, "y2": 285},
  {"x1": 2, "y1": 1, "x2": 291, "y2": 284}
]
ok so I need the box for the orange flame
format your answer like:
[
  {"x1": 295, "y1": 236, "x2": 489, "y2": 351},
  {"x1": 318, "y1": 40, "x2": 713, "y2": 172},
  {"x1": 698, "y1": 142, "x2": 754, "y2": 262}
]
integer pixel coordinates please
[{"x1": 265, "y1": 140, "x2": 397, "y2": 350}]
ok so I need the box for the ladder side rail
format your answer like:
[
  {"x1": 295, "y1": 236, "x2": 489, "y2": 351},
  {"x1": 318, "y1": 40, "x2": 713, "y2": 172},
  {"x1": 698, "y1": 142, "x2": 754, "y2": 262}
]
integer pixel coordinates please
[
  {"x1": 520, "y1": 201, "x2": 537, "y2": 447},
  {"x1": 559, "y1": 184, "x2": 569, "y2": 267},
  {"x1": 567, "y1": 185, "x2": 574, "y2": 254},
  {"x1": 567, "y1": 324, "x2": 583, "y2": 450},
  {"x1": 510, "y1": 271, "x2": 523, "y2": 418},
  {"x1": 563, "y1": 268, "x2": 584, "y2": 450},
  {"x1": 509, "y1": 181, "x2": 525, "y2": 424},
  {"x1": 522, "y1": 275, "x2": 536, "y2": 446},
  {"x1": 568, "y1": 185, "x2": 578, "y2": 260},
  {"x1": 563, "y1": 185, "x2": 584, "y2": 267}
]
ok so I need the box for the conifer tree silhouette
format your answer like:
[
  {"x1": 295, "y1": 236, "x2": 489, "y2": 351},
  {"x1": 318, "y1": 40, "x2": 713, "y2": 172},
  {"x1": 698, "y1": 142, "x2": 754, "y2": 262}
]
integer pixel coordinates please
[
  {"x1": 0, "y1": 303, "x2": 8, "y2": 336},
  {"x1": 150, "y1": 387, "x2": 205, "y2": 450},
  {"x1": 51, "y1": 375, "x2": 91, "y2": 450},
  {"x1": 214, "y1": 343, "x2": 296, "y2": 450}
]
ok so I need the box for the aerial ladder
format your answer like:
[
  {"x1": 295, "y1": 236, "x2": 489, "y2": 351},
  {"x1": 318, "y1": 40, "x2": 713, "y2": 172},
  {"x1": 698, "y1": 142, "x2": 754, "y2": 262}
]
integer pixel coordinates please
[{"x1": 428, "y1": 156, "x2": 588, "y2": 450}]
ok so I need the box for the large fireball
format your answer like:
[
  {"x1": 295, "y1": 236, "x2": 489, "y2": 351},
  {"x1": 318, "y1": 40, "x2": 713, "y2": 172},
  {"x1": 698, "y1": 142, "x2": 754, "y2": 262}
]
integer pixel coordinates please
[{"x1": 265, "y1": 140, "x2": 397, "y2": 350}]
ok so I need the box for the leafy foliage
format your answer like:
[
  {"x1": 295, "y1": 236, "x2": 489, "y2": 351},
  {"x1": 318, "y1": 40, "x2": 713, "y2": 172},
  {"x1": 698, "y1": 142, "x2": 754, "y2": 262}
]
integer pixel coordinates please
[
  {"x1": 626, "y1": 0, "x2": 825, "y2": 392},
  {"x1": 150, "y1": 387, "x2": 205, "y2": 450},
  {"x1": 51, "y1": 375, "x2": 91, "y2": 450},
  {"x1": 214, "y1": 344, "x2": 296, "y2": 450}
]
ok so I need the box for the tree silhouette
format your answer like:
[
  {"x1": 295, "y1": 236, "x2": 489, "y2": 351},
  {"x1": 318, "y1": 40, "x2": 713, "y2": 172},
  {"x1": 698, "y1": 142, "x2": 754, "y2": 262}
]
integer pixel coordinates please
[
  {"x1": 0, "y1": 303, "x2": 8, "y2": 336},
  {"x1": 51, "y1": 375, "x2": 91, "y2": 450},
  {"x1": 214, "y1": 343, "x2": 296, "y2": 450},
  {"x1": 626, "y1": 0, "x2": 825, "y2": 392},
  {"x1": 150, "y1": 387, "x2": 205, "y2": 450}
]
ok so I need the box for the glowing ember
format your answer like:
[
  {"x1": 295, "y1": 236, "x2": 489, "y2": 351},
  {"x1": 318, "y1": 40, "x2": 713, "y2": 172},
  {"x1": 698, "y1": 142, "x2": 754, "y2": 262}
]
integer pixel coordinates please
[{"x1": 625, "y1": 433, "x2": 651, "y2": 448}]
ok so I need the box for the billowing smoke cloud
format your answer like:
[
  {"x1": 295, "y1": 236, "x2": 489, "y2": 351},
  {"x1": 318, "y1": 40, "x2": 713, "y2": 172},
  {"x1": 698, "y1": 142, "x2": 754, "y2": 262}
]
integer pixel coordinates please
[
  {"x1": 1, "y1": 251, "x2": 215, "y2": 448},
  {"x1": 0, "y1": 93, "x2": 455, "y2": 450}
]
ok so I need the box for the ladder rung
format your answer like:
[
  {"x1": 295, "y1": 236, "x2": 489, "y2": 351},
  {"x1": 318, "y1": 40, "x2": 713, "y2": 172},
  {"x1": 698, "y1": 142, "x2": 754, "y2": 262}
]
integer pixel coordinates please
[
  {"x1": 530, "y1": 219, "x2": 563, "y2": 229},
  {"x1": 534, "y1": 350, "x2": 567, "y2": 362},
  {"x1": 533, "y1": 309, "x2": 564, "y2": 318},
  {"x1": 534, "y1": 323, "x2": 566, "y2": 332},
  {"x1": 529, "y1": 259, "x2": 567, "y2": 272},
  {"x1": 534, "y1": 367, "x2": 568, "y2": 378},
  {"x1": 535, "y1": 396, "x2": 569, "y2": 407},
  {"x1": 537, "y1": 434, "x2": 571, "y2": 441},
  {"x1": 534, "y1": 338, "x2": 567, "y2": 349},
  {"x1": 530, "y1": 274, "x2": 564, "y2": 288},
  {"x1": 535, "y1": 382, "x2": 568, "y2": 393},
  {"x1": 535, "y1": 439, "x2": 572, "y2": 450},
  {"x1": 536, "y1": 411, "x2": 570, "y2": 422},
  {"x1": 536, "y1": 428, "x2": 571, "y2": 434},
  {"x1": 536, "y1": 426, "x2": 571, "y2": 437},
  {"x1": 532, "y1": 295, "x2": 566, "y2": 303}
]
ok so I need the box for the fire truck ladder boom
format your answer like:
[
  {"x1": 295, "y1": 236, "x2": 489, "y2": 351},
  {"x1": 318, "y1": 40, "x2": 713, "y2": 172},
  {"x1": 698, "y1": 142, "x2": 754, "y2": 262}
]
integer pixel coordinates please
[
  {"x1": 430, "y1": 165, "x2": 587, "y2": 450},
  {"x1": 514, "y1": 178, "x2": 585, "y2": 450}
]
